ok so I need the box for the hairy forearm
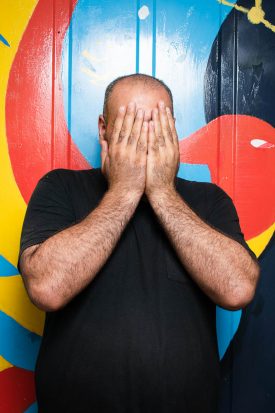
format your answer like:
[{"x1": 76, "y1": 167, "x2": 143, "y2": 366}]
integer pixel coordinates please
[
  {"x1": 24, "y1": 187, "x2": 140, "y2": 311},
  {"x1": 148, "y1": 187, "x2": 260, "y2": 310}
]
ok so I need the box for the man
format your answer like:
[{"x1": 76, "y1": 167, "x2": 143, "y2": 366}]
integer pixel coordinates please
[{"x1": 17, "y1": 73, "x2": 260, "y2": 413}]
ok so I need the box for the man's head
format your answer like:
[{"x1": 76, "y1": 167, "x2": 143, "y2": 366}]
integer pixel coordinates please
[{"x1": 98, "y1": 73, "x2": 174, "y2": 144}]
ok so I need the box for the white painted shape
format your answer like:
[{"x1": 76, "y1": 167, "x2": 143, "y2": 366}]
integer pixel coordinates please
[
  {"x1": 138, "y1": 5, "x2": 150, "y2": 20},
  {"x1": 251, "y1": 138, "x2": 274, "y2": 148}
]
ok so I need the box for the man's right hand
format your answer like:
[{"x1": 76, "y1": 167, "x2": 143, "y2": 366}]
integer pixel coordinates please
[
  {"x1": 21, "y1": 104, "x2": 150, "y2": 311},
  {"x1": 101, "y1": 102, "x2": 149, "y2": 197}
]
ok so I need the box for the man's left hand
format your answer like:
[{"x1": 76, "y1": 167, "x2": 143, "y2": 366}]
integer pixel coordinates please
[{"x1": 145, "y1": 101, "x2": 180, "y2": 197}]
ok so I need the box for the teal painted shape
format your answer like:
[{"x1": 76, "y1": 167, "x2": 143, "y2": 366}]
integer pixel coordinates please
[
  {"x1": 154, "y1": 0, "x2": 231, "y2": 138},
  {"x1": 178, "y1": 162, "x2": 211, "y2": 182},
  {"x1": 62, "y1": 0, "x2": 232, "y2": 167},
  {"x1": 0, "y1": 34, "x2": 10, "y2": 47},
  {"x1": 0, "y1": 311, "x2": 41, "y2": 371},
  {"x1": 216, "y1": 307, "x2": 242, "y2": 359},
  {"x1": 62, "y1": 0, "x2": 137, "y2": 169},
  {"x1": 24, "y1": 402, "x2": 38, "y2": 413},
  {"x1": 0, "y1": 255, "x2": 19, "y2": 276}
]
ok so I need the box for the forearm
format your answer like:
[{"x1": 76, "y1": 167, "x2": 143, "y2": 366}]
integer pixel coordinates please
[
  {"x1": 148, "y1": 187, "x2": 260, "y2": 310},
  {"x1": 25, "y1": 187, "x2": 140, "y2": 311}
]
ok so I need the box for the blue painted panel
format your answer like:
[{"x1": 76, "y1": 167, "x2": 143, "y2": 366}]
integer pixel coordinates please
[
  {"x1": 62, "y1": 0, "x2": 137, "y2": 168},
  {"x1": 0, "y1": 311, "x2": 41, "y2": 371}
]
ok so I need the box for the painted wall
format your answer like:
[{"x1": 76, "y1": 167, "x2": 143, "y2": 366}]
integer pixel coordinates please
[{"x1": 0, "y1": 0, "x2": 274, "y2": 411}]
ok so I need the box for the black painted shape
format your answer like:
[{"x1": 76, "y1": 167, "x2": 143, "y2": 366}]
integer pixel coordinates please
[
  {"x1": 218, "y1": 231, "x2": 275, "y2": 413},
  {"x1": 204, "y1": 0, "x2": 275, "y2": 127}
]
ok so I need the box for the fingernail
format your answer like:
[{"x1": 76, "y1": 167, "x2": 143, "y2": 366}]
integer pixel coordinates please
[
  {"x1": 153, "y1": 108, "x2": 158, "y2": 116},
  {"x1": 119, "y1": 106, "x2": 126, "y2": 113},
  {"x1": 166, "y1": 107, "x2": 170, "y2": 113},
  {"x1": 159, "y1": 101, "x2": 165, "y2": 109}
]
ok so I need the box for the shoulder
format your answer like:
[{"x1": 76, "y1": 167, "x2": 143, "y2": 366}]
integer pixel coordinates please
[
  {"x1": 176, "y1": 176, "x2": 231, "y2": 201},
  {"x1": 176, "y1": 176, "x2": 225, "y2": 196},
  {"x1": 176, "y1": 177, "x2": 228, "y2": 201},
  {"x1": 39, "y1": 167, "x2": 96, "y2": 180},
  {"x1": 37, "y1": 167, "x2": 100, "y2": 189},
  {"x1": 175, "y1": 177, "x2": 234, "y2": 221}
]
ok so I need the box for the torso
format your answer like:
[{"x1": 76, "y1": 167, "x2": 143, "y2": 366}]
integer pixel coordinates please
[{"x1": 34, "y1": 168, "x2": 220, "y2": 413}]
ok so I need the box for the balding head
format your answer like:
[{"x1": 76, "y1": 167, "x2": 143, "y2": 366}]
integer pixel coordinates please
[
  {"x1": 98, "y1": 74, "x2": 174, "y2": 146},
  {"x1": 102, "y1": 73, "x2": 174, "y2": 125}
]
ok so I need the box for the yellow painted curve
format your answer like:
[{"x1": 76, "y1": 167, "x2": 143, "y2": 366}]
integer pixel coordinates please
[
  {"x1": 247, "y1": 223, "x2": 275, "y2": 258},
  {"x1": 218, "y1": 0, "x2": 275, "y2": 32},
  {"x1": 0, "y1": 0, "x2": 44, "y2": 336},
  {"x1": 0, "y1": 355, "x2": 13, "y2": 373},
  {"x1": 0, "y1": 0, "x2": 38, "y2": 264},
  {"x1": 0, "y1": 276, "x2": 45, "y2": 335}
]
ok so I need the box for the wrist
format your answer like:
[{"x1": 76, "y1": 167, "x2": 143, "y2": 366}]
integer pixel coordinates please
[
  {"x1": 108, "y1": 184, "x2": 143, "y2": 203},
  {"x1": 146, "y1": 184, "x2": 177, "y2": 201}
]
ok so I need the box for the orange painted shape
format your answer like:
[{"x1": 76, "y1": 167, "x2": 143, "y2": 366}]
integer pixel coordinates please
[
  {"x1": 179, "y1": 115, "x2": 275, "y2": 240},
  {"x1": 6, "y1": 0, "x2": 90, "y2": 204}
]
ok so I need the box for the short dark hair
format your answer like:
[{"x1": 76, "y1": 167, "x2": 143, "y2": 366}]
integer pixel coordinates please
[{"x1": 103, "y1": 73, "x2": 174, "y2": 122}]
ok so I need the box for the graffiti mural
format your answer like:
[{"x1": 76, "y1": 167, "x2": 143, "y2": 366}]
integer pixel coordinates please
[
  {"x1": 0, "y1": 0, "x2": 274, "y2": 411},
  {"x1": 204, "y1": 1, "x2": 275, "y2": 411}
]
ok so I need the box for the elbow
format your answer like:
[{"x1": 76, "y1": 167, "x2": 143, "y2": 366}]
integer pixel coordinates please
[
  {"x1": 27, "y1": 281, "x2": 64, "y2": 312},
  {"x1": 221, "y1": 264, "x2": 261, "y2": 311},
  {"x1": 222, "y1": 285, "x2": 256, "y2": 311}
]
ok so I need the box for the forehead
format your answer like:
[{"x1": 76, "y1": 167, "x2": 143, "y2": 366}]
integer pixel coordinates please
[{"x1": 107, "y1": 80, "x2": 172, "y2": 114}]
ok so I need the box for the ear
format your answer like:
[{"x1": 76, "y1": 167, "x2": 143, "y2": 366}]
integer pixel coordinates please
[{"x1": 98, "y1": 114, "x2": 107, "y2": 146}]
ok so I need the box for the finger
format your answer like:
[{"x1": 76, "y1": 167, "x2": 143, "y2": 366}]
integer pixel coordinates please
[
  {"x1": 166, "y1": 106, "x2": 178, "y2": 145},
  {"x1": 110, "y1": 106, "x2": 126, "y2": 145},
  {"x1": 148, "y1": 120, "x2": 158, "y2": 154},
  {"x1": 158, "y1": 101, "x2": 173, "y2": 144},
  {"x1": 117, "y1": 101, "x2": 136, "y2": 146},
  {"x1": 136, "y1": 120, "x2": 148, "y2": 153},
  {"x1": 152, "y1": 108, "x2": 165, "y2": 148},
  {"x1": 128, "y1": 108, "x2": 144, "y2": 147}
]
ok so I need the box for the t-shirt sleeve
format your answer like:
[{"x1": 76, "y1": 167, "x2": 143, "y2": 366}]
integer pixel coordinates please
[
  {"x1": 205, "y1": 183, "x2": 258, "y2": 263},
  {"x1": 17, "y1": 169, "x2": 76, "y2": 273}
]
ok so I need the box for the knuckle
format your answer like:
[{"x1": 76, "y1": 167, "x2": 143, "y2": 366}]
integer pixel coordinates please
[
  {"x1": 113, "y1": 125, "x2": 120, "y2": 135},
  {"x1": 119, "y1": 127, "x2": 128, "y2": 139},
  {"x1": 157, "y1": 136, "x2": 165, "y2": 146},
  {"x1": 128, "y1": 133, "x2": 135, "y2": 144},
  {"x1": 137, "y1": 141, "x2": 146, "y2": 151}
]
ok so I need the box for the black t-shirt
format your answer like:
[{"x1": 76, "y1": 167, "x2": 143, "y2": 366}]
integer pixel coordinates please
[{"x1": 17, "y1": 168, "x2": 258, "y2": 413}]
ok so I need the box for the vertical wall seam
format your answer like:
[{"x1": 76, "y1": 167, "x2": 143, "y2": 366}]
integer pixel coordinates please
[
  {"x1": 231, "y1": 8, "x2": 238, "y2": 413},
  {"x1": 216, "y1": 6, "x2": 222, "y2": 186},
  {"x1": 233, "y1": 8, "x2": 238, "y2": 204},
  {"x1": 68, "y1": 0, "x2": 73, "y2": 168},
  {"x1": 136, "y1": 0, "x2": 140, "y2": 73},
  {"x1": 51, "y1": 0, "x2": 56, "y2": 170},
  {"x1": 152, "y1": 0, "x2": 156, "y2": 77}
]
